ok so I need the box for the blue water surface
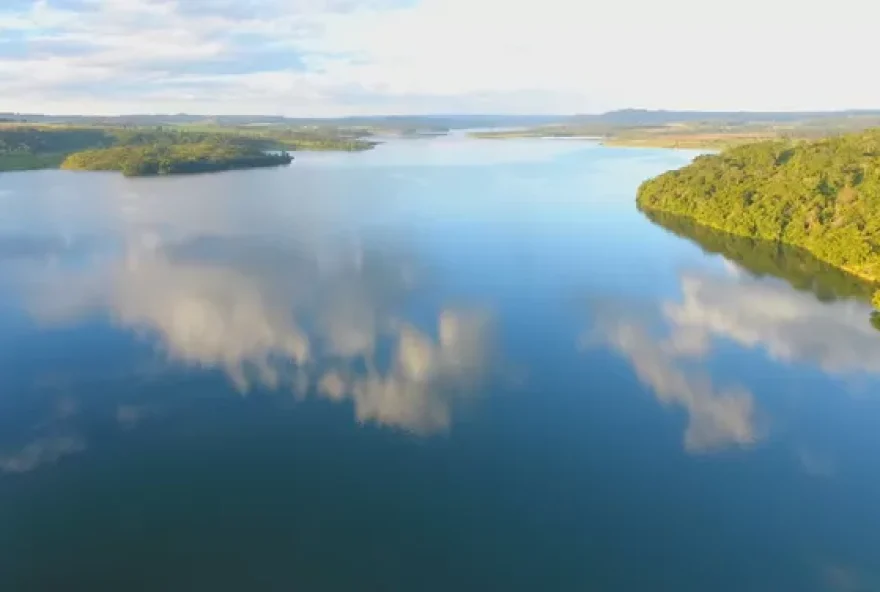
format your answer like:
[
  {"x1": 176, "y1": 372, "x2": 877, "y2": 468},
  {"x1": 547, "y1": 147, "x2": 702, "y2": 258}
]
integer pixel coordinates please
[{"x1": 0, "y1": 134, "x2": 878, "y2": 591}]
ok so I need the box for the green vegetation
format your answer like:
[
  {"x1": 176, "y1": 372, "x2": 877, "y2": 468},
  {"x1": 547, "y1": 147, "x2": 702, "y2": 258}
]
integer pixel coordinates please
[
  {"x1": 171, "y1": 124, "x2": 376, "y2": 152},
  {"x1": 602, "y1": 130, "x2": 776, "y2": 150},
  {"x1": 470, "y1": 127, "x2": 607, "y2": 140},
  {"x1": 7, "y1": 111, "x2": 880, "y2": 172},
  {"x1": 644, "y1": 210, "x2": 876, "y2": 302},
  {"x1": 471, "y1": 112, "x2": 880, "y2": 149},
  {"x1": 0, "y1": 112, "x2": 562, "y2": 129},
  {"x1": 0, "y1": 126, "x2": 116, "y2": 171},
  {"x1": 646, "y1": 210, "x2": 880, "y2": 332},
  {"x1": 61, "y1": 142, "x2": 292, "y2": 176},
  {"x1": 470, "y1": 125, "x2": 789, "y2": 149},
  {"x1": 637, "y1": 129, "x2": 880, "y2": 281},
  {"x1": 0, "y1": 152, "x2": 67, "y2": 171},
  {"x1": 0, "y1": 123, "x2": 375, "y2": 174},
  {"x1": 276, "y1": 136, "x2": 374, "y2": 151}
]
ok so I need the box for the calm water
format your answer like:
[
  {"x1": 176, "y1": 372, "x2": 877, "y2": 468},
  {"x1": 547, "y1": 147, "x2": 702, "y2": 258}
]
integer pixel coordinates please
[{"x1": 1, "y1": 135, "x2": 879, "y2": 591}]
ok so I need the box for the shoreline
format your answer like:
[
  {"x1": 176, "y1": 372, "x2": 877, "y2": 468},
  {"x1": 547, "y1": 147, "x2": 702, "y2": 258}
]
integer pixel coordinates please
[
  {"x1": 638, "y1": 205, "x2": 880, "y2": 285},
  {"x1": 470, "y1": 131, "x2": 769, "y2": 151}
]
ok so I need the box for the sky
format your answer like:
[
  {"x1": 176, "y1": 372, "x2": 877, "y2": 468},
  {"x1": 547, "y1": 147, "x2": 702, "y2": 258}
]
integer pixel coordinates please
[{"x1": 0, "y1": 0, "x2": 878, "y2": 116}]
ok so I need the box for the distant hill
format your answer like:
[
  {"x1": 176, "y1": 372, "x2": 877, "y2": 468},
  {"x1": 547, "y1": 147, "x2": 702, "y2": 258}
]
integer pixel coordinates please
[
  {"x1": 283, "y1": 114, "x2": 567, "y2": 129},
  {"x1": 4, "y1": 109, "x2": 880, "y2": 129},
  {"x1": 574, "y1": 109, "x2": 880, "y2": 126},
  {"x1": 0, "y1": 112, "x2": 565, "y2": 129}
]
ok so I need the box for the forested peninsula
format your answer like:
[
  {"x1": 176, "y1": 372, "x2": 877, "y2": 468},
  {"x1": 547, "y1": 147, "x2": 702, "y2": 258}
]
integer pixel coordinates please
[
  {"x1": 62, "y1": 142, "x2": 292, "y2": 176},
  {"x1": 637, "y1": 129, "x2": 880, "y2": 282},
  {"x1": 0, "y1": 124, "x2": 374, "y2": 175}
]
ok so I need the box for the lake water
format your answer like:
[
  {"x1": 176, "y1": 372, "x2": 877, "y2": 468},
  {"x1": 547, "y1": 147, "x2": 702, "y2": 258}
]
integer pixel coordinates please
[{"x1": 1, "y1": 135, "x2": 879, "y2": 591}]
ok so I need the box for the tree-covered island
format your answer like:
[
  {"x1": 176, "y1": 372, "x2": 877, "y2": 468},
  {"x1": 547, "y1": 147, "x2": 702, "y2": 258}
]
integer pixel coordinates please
[
  {"x1": 61, "y1": 142, "x2": 292, "y2": 176},
  {"x1": 0, "y1": 123, "x2": 375, "y2": 175}
]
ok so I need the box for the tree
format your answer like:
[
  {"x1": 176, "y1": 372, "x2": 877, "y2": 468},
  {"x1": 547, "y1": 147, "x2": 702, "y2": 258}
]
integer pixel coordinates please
[{"x1": 637, "y1": 129, "x2": 880, "y2": 281}]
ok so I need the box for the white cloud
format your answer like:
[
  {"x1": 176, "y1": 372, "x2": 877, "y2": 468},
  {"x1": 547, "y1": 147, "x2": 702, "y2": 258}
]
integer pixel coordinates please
[{"x1": 1, "y1": 0, "x2": 878, "y2": 114}]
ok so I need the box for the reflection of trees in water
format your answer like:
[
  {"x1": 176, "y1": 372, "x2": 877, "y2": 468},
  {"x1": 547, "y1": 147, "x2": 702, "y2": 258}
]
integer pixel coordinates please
[
  {"x1": 590, "y1": 258, "x2": 880, "y2": 453},
  {"x1": 589, "y1": 214, "x2": 880, "y2": 452},
  {"x1": 643, "y1": 210, "x2": 876, "y2": 304}
]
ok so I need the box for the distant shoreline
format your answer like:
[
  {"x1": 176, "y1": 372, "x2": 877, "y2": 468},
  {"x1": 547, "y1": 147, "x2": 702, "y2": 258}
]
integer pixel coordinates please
[
  {"x1": 469, "y1": 129, "x2": 775, "y2": 150},
  {"x1": 0, "y1": 122, "x2": 376, "y2": 174}
]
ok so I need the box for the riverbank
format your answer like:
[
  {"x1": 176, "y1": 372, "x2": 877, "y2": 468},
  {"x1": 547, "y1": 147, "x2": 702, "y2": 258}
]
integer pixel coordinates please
[
  {"x1": 470, "y1": 128, "x2": 775, "y2": 150},
  {"x1": 636, "y1": 129, "x2": 880, "y2": 285}
]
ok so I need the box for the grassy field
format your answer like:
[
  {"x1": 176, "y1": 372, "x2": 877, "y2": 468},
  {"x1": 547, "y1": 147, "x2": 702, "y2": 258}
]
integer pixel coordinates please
[
  {"x1": 602, "y1": 131, "x2": 779, "y2": 149},
  {"x1": 470, "y1": 116, "x2": 880, "y2": 150},
  {"x1": 469, "y1": 126, "x2": 771, "y2": 148}
]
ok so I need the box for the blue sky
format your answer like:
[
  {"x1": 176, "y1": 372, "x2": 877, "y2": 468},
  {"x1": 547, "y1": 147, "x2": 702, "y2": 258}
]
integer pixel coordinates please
[{"x1": 0, "y1": 0, "x2": 877, "y2": 115}]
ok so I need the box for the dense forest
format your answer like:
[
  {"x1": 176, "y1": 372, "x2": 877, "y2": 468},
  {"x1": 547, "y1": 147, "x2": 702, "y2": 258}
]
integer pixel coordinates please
[
  {"x1": 0, "y1": 127, "x2": 116, "y2": 170},
  {"x1": 637, "y1": 129, "x2": 880, "y2": 282},
  {"x1": 0, "y1": 124, "x2": 374, "y2": 173},
  {"x1": 61, "y1": 141, "x2": 292, "y2": 176}
]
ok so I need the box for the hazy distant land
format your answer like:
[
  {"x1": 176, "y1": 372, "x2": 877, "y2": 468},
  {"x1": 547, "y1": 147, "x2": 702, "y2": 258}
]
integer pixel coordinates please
[
  {"x1": 4, "y1": 110, "x2": 880, "y2": 174},
  {"x1": 0, "y1": 122, "x2": 376, "y2": 174},
  {"x1": 469, "y1": 109, "x2": 880, "y2": 149}
]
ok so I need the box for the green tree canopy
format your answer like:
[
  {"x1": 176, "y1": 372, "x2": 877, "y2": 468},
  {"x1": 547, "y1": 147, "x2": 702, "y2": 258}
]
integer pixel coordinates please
[
  {"x1": 61, "y1": 141, "x2": 292, "y2": 176},
  {"x1": 637, "y1": 129, "x2": 880, "y2": 281}
]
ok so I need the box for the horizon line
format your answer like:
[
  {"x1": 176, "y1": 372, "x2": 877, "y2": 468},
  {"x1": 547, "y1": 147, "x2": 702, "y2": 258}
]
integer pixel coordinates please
[{"x1": 3, "y1": 108, "x2": 880, "y2": 119}]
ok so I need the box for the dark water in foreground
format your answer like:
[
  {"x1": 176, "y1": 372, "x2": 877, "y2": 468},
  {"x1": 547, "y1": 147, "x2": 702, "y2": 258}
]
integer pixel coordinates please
[{"x1": 1, "y1": 136, "x2": 879, "y2": 591}]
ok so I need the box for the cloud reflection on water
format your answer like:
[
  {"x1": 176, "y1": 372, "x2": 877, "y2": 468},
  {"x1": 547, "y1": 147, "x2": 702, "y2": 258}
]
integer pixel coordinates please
[
  {"x1": 322, "y1": 310, "x2": 492, "y2": 434},
  {"x1": 0, "y1": 435, "x2": 86, "y2": 474},
  {"x1": 593, "y1": 263, "x2": 880, "y2": 454},
  {"x1": 29, "y1": 236, "x2": 494, "y2": 436},
  {"x1": 666, "y1": 272, "x2": 880, "y2": 375},
  {"x1": 597, "y1": 316, "x2": 757, "y2": 453}
]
